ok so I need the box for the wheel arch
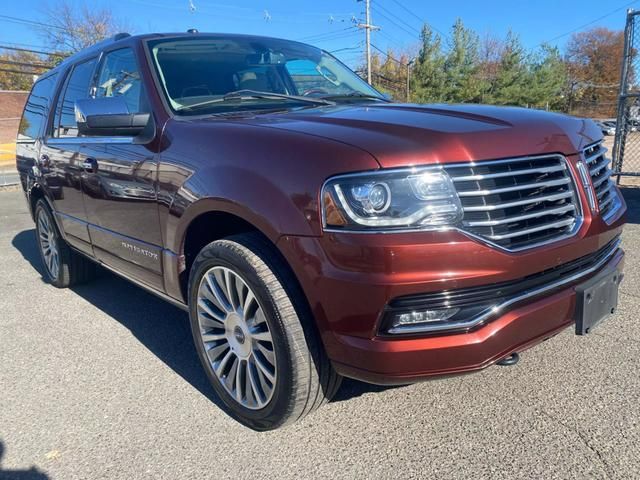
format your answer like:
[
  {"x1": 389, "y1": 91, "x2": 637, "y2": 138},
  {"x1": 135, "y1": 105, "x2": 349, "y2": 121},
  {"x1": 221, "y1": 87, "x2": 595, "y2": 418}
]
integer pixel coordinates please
[
  {"x1": 176, "y1": 200, "x2": 295, "y2": 305},
  {"x1": 27, "y1": 183, "x2": 48, "y2": 218}
]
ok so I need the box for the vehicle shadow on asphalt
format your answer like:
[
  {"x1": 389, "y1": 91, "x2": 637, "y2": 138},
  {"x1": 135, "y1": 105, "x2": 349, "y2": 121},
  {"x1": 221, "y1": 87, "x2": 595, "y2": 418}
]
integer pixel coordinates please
[
  {"x1": 11, "y1": 229, "x2": 227, "y2": 409},
  {"x1": 620, "y1": 186, "x2": 640, "y2": 224},
  {"x1": 11, "y1": 229, "x2": 395, "y2": 407},
  {"x1": 0, "y1": 441, "x2": 49, "y2": 479}
]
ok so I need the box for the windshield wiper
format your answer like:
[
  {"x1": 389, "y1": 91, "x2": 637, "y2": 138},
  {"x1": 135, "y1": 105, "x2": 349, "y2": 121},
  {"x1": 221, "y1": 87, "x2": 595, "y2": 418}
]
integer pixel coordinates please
[
  {"x1": 176, "y1": 89, "x2": 335, "y2": 112},
  {"x1": 320, "y1": 92, "x2": 390, "y2": 102}
]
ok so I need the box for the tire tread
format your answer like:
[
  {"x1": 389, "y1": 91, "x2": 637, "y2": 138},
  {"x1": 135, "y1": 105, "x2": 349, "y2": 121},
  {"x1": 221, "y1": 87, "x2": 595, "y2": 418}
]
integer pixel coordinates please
[{"x1": 191, "y1": 232, "x2": 341, "y2": 429}]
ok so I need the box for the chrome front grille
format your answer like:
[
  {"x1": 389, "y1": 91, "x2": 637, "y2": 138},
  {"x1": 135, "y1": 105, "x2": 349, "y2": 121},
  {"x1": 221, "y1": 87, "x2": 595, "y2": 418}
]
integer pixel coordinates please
[
  {"x1": 445, "y1": 155, "x2": 581, "y2": 251},
  {"x1": 582, "y1": 142, "x2": 618, "y2": 220}
]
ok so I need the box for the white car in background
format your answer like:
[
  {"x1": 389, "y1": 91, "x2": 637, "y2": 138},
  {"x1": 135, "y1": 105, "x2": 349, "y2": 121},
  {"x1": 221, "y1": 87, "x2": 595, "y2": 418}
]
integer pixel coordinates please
[{"x1": 596, "y1": 120, "x2": 616, "y2": 136}]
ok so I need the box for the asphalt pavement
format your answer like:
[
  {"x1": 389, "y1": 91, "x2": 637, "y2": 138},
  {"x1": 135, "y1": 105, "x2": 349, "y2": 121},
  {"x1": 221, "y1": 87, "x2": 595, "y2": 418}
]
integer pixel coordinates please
[{"x1": 1, "y1": 187, "x2": 639, "y2": 479}]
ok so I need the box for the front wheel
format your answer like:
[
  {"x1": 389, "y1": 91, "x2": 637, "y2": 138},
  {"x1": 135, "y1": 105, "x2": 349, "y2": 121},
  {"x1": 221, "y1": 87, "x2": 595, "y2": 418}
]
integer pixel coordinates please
[{"x1": 188, "y1": 233, "x2": 341, "y2": 430}]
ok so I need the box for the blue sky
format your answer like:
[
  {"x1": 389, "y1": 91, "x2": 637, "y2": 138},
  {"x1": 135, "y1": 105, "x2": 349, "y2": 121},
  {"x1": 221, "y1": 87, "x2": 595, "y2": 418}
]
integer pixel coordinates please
[{"x1": 0, "y1": 0, "x2": 637, "y2": 67}]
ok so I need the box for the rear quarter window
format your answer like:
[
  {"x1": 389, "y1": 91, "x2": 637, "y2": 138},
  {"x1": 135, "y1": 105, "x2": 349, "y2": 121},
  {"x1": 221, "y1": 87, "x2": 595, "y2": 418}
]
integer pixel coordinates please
[{"x1": 17, "y1": 73, "x2": 59, "y2": 143}]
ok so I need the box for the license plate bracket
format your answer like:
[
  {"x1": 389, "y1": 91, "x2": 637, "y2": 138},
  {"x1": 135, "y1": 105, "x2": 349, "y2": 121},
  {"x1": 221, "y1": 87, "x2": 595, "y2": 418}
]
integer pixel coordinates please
[{"x1": 574, "y1": 266, "x2": 622, "y2": 335}]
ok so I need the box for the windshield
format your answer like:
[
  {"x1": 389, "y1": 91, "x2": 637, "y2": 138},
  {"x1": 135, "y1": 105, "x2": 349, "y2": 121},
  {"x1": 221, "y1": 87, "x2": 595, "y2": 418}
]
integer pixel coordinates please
[{"x1": 147, "y1": 36, "x2": 383, "y2": 115}]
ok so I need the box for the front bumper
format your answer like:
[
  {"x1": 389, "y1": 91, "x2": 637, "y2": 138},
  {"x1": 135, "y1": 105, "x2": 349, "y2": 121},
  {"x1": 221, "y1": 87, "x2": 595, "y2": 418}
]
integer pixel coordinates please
[
  {"x1": 276, "y1": 204, "x2": 625, "y2": 384},
  {"x1": 332, "y1": 246, "x2": 624, "y2": 384}
]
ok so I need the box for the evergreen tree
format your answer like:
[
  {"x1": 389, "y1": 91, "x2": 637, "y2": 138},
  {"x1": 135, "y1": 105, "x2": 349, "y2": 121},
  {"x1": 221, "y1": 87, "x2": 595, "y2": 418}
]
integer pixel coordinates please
[
  {"x1": 491, "y1": 31, "x2": 529, "y2": 105},
  {"x1": 444, "y1": 19, "x2": 481, "y2": 103},
  {"x1": 526, "y1": 45, "x2": 567, "y2": 110},
  {"x1": 411, "y1": 25, "x2": 447, "y2": 103}
]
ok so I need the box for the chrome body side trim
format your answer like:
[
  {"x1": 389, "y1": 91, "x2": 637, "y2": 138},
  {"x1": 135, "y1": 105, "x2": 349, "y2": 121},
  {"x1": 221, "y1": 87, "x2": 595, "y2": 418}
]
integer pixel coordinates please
[{"x1": 46, "y1": 136, "x2": 134, "y2": 145}]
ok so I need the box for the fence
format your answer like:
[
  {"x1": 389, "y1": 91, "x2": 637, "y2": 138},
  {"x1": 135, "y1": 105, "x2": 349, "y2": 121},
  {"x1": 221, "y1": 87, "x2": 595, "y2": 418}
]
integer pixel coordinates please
[{"x1": 613, "y1": 9, "x2": 640, "y2": 176}]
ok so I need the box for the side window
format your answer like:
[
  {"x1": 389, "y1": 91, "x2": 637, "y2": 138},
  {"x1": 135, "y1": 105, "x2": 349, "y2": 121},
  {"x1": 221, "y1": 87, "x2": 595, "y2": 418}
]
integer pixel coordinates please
[
  {"x1": 95, "y1": 48, "x2": 147, "y2": 113},
  {"x1": 53, "y1": 58, "x2": 97, "y2": 138},
  {"x1": 17, "y1": 73, "x2": 58, "y2": 142}
]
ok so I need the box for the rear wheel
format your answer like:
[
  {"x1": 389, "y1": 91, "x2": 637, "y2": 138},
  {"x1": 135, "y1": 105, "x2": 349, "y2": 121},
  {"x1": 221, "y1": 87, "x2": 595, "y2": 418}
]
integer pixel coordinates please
[
  {"x1": 188, "y1": 233, "x2": 341, "y2": 430},
  {"x1": 34, "y1": 199, "x2": 95, "y2": 288}
]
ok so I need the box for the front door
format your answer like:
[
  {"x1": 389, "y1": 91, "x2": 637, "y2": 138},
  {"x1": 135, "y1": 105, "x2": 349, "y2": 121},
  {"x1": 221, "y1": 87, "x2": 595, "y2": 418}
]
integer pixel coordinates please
[
  {"x1": 40, "y1": 57, "x2": 98, "y2": 256},
  {"x1": 81, "y1": 47, "x2": 164, "y2": 290}
]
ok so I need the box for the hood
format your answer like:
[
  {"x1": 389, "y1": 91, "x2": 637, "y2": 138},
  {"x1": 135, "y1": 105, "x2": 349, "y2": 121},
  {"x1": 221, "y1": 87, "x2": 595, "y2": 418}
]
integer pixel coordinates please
[{"x1": 222, "y1": 103, "x2": 601, "y2": 169}]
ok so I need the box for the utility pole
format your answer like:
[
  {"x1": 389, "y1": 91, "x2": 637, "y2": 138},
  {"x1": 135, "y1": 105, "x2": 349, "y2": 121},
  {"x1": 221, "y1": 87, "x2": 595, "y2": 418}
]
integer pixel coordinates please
[
  {"x1": 406, "y1": 59, "x2": 414, "y2": 102},
  {"x1": 357, "y1": 0, "x2": 379, "y2": 85}
]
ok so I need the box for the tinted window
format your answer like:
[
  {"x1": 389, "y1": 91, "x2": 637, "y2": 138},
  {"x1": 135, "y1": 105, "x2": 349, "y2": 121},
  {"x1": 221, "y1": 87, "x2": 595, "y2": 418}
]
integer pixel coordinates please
[
  {"x1": 17, "y1": 74, "x2": 58, "y2": 142},
  {"x1": 95, "y1": 48, "x2": 147, "y2": 113},
  {"x1": 54, "y1": 58, "x2": 97, "y2": 138}
]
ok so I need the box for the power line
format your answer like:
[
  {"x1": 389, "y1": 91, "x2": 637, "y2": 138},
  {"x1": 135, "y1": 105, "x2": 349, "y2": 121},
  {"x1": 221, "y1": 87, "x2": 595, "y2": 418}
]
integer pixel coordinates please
[
  {"x1": 0, "y1": 14, "x2": 64, "y2": 31},
  {"x1": 373, "y1": 3, "x2": 420, "y2": 36},
  {"x1": 297, "y1": 26, "x2": 357, "y2": 42},
  {"x1": 0, "y1": 59, "x2": 52, "y2": 69},
  {"x1": 132, "y1": 0, "x2": 356, "y2": 24},
  {"x1": 385, "y1": 0, "x2": 446, "y2": 36},
  {"x1": 543, "y1": 0, "x2": 640, "y2": 44},
  {"x1": 307, "y1": 31, "x2": 362, "y2": 45},
  {"x1": 310, "y1": 30, "x2": 361, "y2": 43},
  {"x1": 377, "y1": 30, "x2": 406, "y2": 49},
  {"x1": 330, "y1": 44, "x2": 363, "y2": 53},
  {"x1": 0, "y1": 44, "x2": 65, "y2": 58},
  {"x1": 373, "y1": 72, "x2": 403, "y2": 86},
  {"x1": 0, "y1": 40, "x2": 56, "y2": 50},
  {"x1": 371, "y1": 43, "x2": 405, "y2": 65},
  {"x1": 0, "y1": 67, "x2": 40, "y2": 76},
  {"x1": 372, "y1": 6, "x2": 418, "y2": 39}
]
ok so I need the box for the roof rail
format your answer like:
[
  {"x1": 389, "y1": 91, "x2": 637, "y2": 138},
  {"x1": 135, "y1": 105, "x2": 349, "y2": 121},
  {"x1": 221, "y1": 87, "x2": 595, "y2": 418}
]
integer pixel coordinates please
[{"x1": 113, "y1": 32, "x2": 131, "y2": 41}]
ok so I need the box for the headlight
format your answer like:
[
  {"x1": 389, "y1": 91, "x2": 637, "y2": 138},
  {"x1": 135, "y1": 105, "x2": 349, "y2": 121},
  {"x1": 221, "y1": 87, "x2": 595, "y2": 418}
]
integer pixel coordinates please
[{"x1": 322, "y1": 167, "x2": 463, "y2": 231}]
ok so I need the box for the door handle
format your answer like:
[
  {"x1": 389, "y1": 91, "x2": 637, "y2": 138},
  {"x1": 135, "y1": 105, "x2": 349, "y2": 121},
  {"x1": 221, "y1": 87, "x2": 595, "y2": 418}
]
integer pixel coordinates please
[{"x1": 82, "y1": 157, "x2": 98, "y2": 173}]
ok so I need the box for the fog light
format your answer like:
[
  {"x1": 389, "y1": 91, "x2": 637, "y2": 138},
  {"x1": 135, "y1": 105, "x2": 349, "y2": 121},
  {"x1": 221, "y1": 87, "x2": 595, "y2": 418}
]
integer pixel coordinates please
[{"x1": 392, "y1": 308, "x2": 460, "y2": 328}]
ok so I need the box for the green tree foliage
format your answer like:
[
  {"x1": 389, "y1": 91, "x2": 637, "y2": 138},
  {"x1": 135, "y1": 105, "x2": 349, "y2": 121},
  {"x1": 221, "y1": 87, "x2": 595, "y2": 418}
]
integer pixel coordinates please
[
  {"x1": 489, "y1": 31, "x2": 529, "y2": 105},
  {"x1": 404, "y1": 20, "x2": 572, "y2": 112},
  {"x1": 412, "y1": 25, "x2": 446, "y2": 102},
  {"x1": 527, "y1": 45, "x2": 567, "y2": 110},
  {"x1": 444, "y1": 19, "x2": 481, "y2": 103}
]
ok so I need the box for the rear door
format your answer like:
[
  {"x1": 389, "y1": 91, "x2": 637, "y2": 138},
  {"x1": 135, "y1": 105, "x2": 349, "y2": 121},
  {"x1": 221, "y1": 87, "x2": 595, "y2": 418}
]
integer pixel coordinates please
[
  {"x1": 40, "y1": 57, "x2": 98, "y2": 256},
  {"x1": 16, "y1": 73, "x2": 60, "y2": 205},
  {"x1": 81, "y1": 47, "x2": 164, "y2": 290}
]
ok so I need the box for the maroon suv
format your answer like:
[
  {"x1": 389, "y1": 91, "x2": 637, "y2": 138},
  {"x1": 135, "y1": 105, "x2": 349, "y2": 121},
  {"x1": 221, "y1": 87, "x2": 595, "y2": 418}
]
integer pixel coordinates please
[{"x1": 17, "y1": 32, "x2": 626, "y2": 430}]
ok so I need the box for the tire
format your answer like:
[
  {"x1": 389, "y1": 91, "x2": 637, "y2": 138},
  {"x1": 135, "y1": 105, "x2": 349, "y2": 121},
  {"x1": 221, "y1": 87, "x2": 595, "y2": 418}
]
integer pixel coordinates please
[
  {"x1": 188, "y1": 232, "x2": 341, "y2": 430},
  {"x1": 34, "y1": 199, "x2": 95, "y2": 288}
]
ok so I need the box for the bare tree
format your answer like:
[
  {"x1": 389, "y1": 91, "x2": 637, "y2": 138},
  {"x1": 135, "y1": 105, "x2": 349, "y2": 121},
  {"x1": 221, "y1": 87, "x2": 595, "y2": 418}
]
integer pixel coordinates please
[{"x1": 39, "y1": 1, "x2": 129, "y2": 54}]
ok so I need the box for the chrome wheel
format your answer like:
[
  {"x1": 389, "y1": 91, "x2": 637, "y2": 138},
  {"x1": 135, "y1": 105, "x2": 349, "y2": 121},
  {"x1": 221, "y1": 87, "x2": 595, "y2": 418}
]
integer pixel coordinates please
[
  {"x1": 37, "y1": 209, "x2": 59, "y2": 280},
  {"x1": 196, "y1": 266, "x2": 277, "y2": 410}
]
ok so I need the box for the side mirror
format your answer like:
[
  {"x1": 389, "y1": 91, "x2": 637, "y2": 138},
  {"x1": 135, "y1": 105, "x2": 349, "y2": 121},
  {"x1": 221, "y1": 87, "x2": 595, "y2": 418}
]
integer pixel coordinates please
[{"x1": 75, "y1": 97, "x2": 150, "y2": 137}]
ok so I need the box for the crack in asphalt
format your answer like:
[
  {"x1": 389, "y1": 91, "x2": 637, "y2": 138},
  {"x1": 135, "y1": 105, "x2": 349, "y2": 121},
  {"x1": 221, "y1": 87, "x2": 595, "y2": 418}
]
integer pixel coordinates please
[
  {"x1": 536, "y1": 409, "x2": 614, "y2": 480},
  {"x1": 481, "y1": 387, "x2": 616, "y2": 479}
]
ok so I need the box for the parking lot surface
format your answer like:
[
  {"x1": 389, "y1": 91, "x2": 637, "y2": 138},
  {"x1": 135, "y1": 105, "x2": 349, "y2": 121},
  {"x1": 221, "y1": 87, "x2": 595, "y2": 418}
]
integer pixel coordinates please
[{"x1": 1, "y1": 187, "x2": 639, "y2": 480}]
